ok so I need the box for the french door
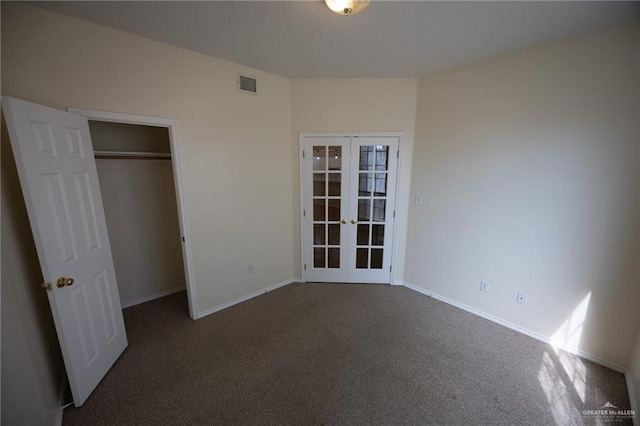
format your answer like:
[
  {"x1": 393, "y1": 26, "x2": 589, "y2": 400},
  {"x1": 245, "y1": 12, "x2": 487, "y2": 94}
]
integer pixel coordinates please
[{"x1": 301, "y1": 134, "x2": 399, "y2": 283}]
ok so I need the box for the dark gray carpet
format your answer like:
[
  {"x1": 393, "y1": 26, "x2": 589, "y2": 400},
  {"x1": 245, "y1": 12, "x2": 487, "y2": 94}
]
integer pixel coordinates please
[{"x1": 63, "y1": 283, "x2": 632, "y2": 425}]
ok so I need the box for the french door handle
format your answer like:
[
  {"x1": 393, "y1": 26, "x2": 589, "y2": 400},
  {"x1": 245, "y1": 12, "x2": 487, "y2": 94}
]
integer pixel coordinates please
[
  {"x1": 351, "y1": 219, "x2": 357, "y2": 224},
  {"x1": 341, "y1": 219, "x2": 347, "y2": 224}
]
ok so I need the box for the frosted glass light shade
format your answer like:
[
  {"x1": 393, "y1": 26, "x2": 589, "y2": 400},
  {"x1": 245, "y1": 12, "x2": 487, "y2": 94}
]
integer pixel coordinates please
[{"x1": 325, "y1": 0, "x2": 371, "y2": 16}]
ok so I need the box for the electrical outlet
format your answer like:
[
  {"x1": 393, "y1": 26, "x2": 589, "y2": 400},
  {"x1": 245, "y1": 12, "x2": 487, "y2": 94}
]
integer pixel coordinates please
[
  {"x1": 480, "y1": 281, "x2": 490, "y2": 292},
  {"x1": 517, "y1": 292, "x2": 528, "y2": 305},
  {"x1": 248, "y1": 264, "x2": 255, "y2": 274}
]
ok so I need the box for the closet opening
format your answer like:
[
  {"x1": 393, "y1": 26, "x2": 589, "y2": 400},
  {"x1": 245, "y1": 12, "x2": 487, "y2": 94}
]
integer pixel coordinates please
[
  {"x1": 67, "y1": 107, "x2": 198, "y2": 319},
  {"x1": 88, "y1": 120, "x2": 189, "y2": 314}
]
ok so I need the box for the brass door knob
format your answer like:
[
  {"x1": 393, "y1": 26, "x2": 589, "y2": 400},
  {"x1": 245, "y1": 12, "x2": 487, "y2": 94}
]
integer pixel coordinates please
[
  {"x1": 41, "y1": 282, "x2": 53, "y2": 292},
  {"x1": 57, "y1": 277, "x2": 75, "y2": 288},
  {"x1": 351, "y1": 219, "x2": 357, "y2": 224},
  {"x1": 341, "y1": 218, "x2": 347, "y2": 224}
]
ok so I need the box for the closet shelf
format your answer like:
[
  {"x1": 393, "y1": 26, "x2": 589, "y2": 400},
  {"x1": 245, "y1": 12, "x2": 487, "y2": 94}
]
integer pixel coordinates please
[{"x1": 94, "y1": 150, "x2": 171, "y2": 159}]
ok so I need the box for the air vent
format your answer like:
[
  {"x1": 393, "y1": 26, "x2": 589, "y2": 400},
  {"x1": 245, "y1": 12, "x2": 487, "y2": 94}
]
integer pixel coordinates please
[{"x1": 238, "y1": 74, "x2": 257, "y2": 95}]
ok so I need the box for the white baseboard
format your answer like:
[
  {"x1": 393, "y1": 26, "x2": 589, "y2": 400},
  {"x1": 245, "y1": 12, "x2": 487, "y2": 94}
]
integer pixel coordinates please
[
  {"x1": 399, "y1": 281, "x2": 626, "y2": 373},
  {"x1": 625, "y1": 371, "x2": 639, "y2": 425},
  {"x1": 196, "y1": 279, "x2": 295, "y2": 319},
  {"x1": 121, "y1": 286, "x2": 186, "y2": 309}
]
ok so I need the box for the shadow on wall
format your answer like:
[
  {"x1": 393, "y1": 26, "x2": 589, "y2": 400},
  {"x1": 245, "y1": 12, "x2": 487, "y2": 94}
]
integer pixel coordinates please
[{"x1": 550, "y1": 292, "x2": 591, "y2": 353}]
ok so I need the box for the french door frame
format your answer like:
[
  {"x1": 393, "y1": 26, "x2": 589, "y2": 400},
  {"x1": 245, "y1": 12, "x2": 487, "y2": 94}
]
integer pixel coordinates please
[{"x1": 299, "y1": 132, "x2": 404, "y2": 284}]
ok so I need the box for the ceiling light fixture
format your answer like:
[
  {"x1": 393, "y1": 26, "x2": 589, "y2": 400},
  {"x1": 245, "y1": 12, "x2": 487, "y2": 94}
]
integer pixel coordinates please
[{"x1": 325, "y1": 0, "x2": 370, "y2": 17}]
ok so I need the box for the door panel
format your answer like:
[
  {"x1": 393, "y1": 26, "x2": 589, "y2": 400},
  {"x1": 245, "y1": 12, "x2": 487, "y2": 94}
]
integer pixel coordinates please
[
  {"x1": 303, "y1": 137, "x2": 350, "y2": 282},
  {"x1": 302, "y1": 135, "x2": 399, "y2": 284},
  {"x1": 2, "y1": 97, "x2": 128, "y2": 406},
  {"x1": 348, "y1": 138, "x2": 398, "y2": 283}
]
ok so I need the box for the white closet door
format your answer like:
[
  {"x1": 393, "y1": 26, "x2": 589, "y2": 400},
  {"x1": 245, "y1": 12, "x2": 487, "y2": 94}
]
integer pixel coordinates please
[
  {"x1": 301, "y1": 135, "x2": 399, "y2": 284},
  {"x1": 2, "y1": 96, "x2": 128, "y2": 406}
]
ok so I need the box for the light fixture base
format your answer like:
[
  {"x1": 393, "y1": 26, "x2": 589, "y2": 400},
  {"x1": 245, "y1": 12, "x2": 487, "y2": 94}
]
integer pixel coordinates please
[{"x1": 325, "y1": 0, "x2": 371, "y2": 17}]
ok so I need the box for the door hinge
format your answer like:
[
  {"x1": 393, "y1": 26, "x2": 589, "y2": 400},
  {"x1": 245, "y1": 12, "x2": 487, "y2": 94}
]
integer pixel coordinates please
[
  {"x1": 182, "y1": 236, "x2": 185, "y2": 242},
  {"x1": 393, "y1": 210, "x2": 396, "y2": 218},
  {"x1": 302, "y1": 150, "x2": 305, "y2": 159},
  {"x1": 397, "y1": 150, "x2": 400, "y2": 159},
  {"x1": 390, "y1": 265, "x2": 393, "y2": 272},
  {"x1": 303, "y1": 209, "x2": 306, "y2": 217},
  {"x1": 304, "y1": 264, "x2": 307, "y2": 271}
]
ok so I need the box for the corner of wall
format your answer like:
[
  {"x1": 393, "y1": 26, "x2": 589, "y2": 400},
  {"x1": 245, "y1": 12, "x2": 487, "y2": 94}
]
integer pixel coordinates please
[{"x1": 406, "y1": 22, "x2": 639, "y2": 368}]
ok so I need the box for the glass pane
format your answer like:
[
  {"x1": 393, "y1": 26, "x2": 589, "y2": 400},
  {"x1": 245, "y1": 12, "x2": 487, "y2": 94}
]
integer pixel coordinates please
[
  {"x1": 359, "y1": 146, "x2": 373, "y2": 171},
  {"x1": 314, "y1": 248, "x2": 325, "y2": 268},
  {"x1": 328, "y1": 199, "x2": 340, "y2": 221},
  {"x1": 357, "y1": 224, "x2": 369, "y2": 245},
  {"x1": 371, "y1": 249, "x2": 383, "y2": 269},
  {"x1": 375, "y1": 146, "x2": 389, "y2": 171},
  {"x1": 359, "y1": 173, "x2": 372, "y2": 196},
  {"x1": 313, "y1": 199, "x2": 325, "y2": 221},
  {"x1": 313, "y1": 173, "x2": 326, "y2": 196},
  {"x1": 328, "y1": 146, "x2": 342, "y2": 171},
  {"x1": 372, "y1": 199, "x2": 386, "y2": 222},
  {"x1": 313, "y1": 146, "x2": 326, "y2": 171},
  {"x1": 358, "y1": 199, "x2": 371, "y2": 222},
  {"x1": 313, "y1": 224, "x2": 325, "y2": 245},
  {"x1": 328, "y1": 224, "x2": 340, "y2": 245},
  {"x1": 371, "y1": 224, "x2": 384, "y2": 246},
  {"x1": 356, "y1": 248, "x2": 368, "y2": 269},
  {"x1": 374, "y1": 173, "x2": 387, "y2": 196},
  {"x1": 328, "y1": 173, "x2": 341, "y2": 196},
  {"x1": 328, "y1": 248, "x2": 340, "y2": 268}
]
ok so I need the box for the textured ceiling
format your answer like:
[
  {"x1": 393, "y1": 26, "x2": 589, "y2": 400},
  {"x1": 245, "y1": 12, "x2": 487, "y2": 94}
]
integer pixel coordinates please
[{"x1": 32, "y1": 1, "x2": 639, "y2": 78}]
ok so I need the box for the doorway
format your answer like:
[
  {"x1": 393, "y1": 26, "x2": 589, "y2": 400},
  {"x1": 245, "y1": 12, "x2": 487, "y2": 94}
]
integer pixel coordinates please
[
  {"x1": 89, "y1": 120, "x2": 186, "y2": 310},
  {"x1": 69, "y1": 108, "x2": 198, "y2": 319},
  {"x1": 300, "y1": 134, "x2": 400, "y2": 284},
  {"x1": 3, "y1": 97, "x2": 199, "y2": 405}
]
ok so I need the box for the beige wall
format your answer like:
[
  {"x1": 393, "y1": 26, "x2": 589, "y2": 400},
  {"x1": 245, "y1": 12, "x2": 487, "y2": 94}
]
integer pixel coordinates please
[
  {"x1": 405, "y1": 23, "x2": 639, "y2": 368},
  {"x1": 1, "y1": 3, "x2": 295, "y2": 316},
  {"x1": 97, "y1": 158, "x2": 186, "y2": 305},
  {"x1": 90, "y1": 120, "x2": 171, "y2": 153},
  {"x1": 291, "y1": 79, "x2": 418, "y2": 280},
  {"x1": 629, "y1": 331, "x2": 640, "y2": 414},
  {"x1": 2, "y1": 3, "x2": 638, "y2": 423},
  {"x1": 1, "y1": 120, "x2": 65, "y2": 424},
  {"x1": 631, "y1": 23, "x2": 640, "y2": 414},
  {"x1": 91, "y1": 121, "x2": 186, "y2": 306}
]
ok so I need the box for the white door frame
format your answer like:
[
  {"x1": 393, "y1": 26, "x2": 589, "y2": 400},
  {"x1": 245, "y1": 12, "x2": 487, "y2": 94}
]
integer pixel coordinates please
[
  {"x1": 68, "y1": 107, "x2": 199, "y2": 319},
  {"x1": 299, "y1": 132, "x2": 404, "y2": 284}
]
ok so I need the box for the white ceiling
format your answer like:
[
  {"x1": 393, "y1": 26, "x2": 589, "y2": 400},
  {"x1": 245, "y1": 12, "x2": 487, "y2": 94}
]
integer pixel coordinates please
[{"x1": 32, "y1": 1, "x2": 639, "y2": 79}]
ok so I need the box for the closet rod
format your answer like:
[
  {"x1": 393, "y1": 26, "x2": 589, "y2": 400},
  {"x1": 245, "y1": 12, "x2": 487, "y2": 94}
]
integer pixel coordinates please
[{"x1": 94, "y1": 150, "x2": 172, "y2": 160}]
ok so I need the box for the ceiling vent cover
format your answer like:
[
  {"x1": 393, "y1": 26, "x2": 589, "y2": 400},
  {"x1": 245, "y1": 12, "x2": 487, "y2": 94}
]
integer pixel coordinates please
[{"x1": 238, "y1": 74, "x2": 257, "y2": 95}]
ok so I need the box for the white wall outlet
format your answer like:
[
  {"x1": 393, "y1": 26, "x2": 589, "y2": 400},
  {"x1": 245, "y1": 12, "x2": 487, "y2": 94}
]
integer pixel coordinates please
[
  {"x1": 415, "y1": 194, "x2": 423, "y2": 206},
  {"x1": 517, "y1": 292, "x2": 528, "y2": 305},
  {"x1": 480, "y1": 280, "x2": 490, "y2": 292},
  {"x1": 248, "y1": 264, "x2": 255, "y2": 274}
]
